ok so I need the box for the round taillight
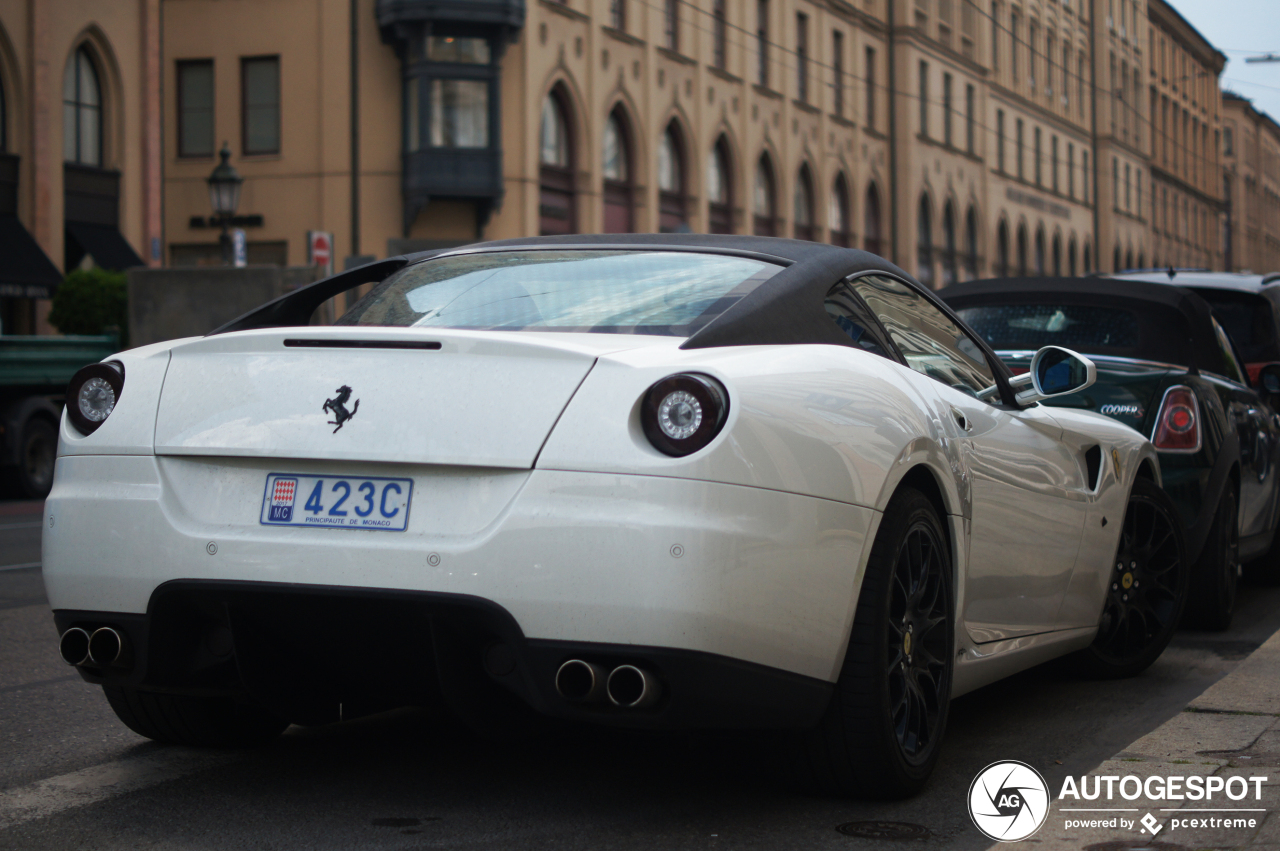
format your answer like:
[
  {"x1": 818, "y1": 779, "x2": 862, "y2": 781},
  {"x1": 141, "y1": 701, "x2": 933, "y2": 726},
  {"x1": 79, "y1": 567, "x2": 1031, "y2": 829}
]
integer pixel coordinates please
[
  {"x1": 1168, "y1": 405, "x2": 1194, "y2": 433},
  {"x1": 641, "y1": 373, "x2": 729, "y2": 457},
  {"x1": 66, "y1": 362, "x2": 124, "y2": 435}
]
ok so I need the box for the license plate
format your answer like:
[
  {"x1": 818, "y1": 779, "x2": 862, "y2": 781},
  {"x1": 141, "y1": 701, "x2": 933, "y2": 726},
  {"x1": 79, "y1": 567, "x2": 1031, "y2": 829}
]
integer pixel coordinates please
[{"x1": 260, "y1": 474, "x2": 413, "y2": 531}]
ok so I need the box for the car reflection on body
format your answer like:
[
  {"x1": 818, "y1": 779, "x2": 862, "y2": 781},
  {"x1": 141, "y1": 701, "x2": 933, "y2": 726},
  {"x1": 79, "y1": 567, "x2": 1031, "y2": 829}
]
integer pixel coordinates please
[{"x1": 46, "y1": 235, "x2": 1187, "y2": 798}]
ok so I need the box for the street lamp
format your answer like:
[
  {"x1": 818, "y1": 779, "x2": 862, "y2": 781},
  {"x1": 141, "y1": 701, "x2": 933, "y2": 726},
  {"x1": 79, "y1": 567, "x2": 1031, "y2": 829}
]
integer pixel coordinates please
[{"x1": 206, "y1": 143, "x2": 243, "y2": 265}]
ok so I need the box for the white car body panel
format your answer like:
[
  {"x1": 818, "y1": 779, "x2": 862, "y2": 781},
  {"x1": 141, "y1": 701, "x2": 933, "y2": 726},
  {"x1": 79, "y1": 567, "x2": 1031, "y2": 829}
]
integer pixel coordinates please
[{"x1": 45, "y1": 318, "x2": 1161, "y2": 700}]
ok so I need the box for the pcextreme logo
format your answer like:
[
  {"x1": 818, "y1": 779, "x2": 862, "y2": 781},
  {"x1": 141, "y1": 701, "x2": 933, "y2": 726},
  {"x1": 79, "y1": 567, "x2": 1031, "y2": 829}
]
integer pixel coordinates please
[
  {"x1": 969, "y1": 763, "x2": 1270, "y2": 842},
  {"x1": 968, "y1": 761, "x2": 1051, "y2": 842}
]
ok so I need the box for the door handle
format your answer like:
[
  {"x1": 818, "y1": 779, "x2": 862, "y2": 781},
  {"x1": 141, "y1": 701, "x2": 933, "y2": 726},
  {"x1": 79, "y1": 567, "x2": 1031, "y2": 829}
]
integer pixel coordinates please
[{"x1": 951, "y1": 408, "x2": 972, "y2": 432}]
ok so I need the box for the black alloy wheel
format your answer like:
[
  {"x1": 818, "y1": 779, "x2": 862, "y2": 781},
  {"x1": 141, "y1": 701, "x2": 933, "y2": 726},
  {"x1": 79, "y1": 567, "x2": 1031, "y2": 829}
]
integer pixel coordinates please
[
  {"x1": 886, "y1": 516, "x2": 950, "y2": 761},
  {"x1": 1073, "y1": 478, "x2": 1189, "y2": 679},
  {"x1": 1186, "y1": 489, "x2": 1239, "y2": 630},
  {"x1": 793, "y1": 487, "x2": 953, "y2": 798}
]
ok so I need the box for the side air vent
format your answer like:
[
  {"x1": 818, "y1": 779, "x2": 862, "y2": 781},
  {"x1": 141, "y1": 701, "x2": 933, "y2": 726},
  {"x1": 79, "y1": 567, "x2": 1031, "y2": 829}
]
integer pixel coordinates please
[
  {"x1": 283, "y1": 339, "x2": 442, "y2": 350},
  {"x1": 1084, "y1": 445, "x2": 1103, "y2": 490}
]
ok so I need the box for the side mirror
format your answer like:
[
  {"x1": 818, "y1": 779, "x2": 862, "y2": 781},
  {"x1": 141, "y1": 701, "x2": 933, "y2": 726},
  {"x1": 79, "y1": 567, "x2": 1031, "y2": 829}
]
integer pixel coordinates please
[
  {"x1": 1259, "y1": 364, "x2": 1280, "y2": 398},
  {"x1": 1009, "y1": 346, "x2": 1097, "y2": 405}
]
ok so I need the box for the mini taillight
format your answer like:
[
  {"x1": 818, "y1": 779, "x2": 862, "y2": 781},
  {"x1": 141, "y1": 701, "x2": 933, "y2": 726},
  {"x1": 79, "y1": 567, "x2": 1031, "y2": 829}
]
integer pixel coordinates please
[
  {"x1": 1152, "y1": 386, "x2": 1200, "y2": 453},
  {"x1": 641, "y1": 373, "x2": 729, "y2": 457},
  {"x1": 66, "y1": 362, "x2": 125, "y2": 435}
]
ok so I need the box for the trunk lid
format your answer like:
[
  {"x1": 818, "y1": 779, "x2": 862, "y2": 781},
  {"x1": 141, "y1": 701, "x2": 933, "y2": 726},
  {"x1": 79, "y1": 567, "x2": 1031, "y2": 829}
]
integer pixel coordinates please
[
  {"x1": 998, "y1": 352, "x2": 1175, "y2": 438},
  {"x1": 153, "y1": 328, "x2": 637, "y2": 468}
]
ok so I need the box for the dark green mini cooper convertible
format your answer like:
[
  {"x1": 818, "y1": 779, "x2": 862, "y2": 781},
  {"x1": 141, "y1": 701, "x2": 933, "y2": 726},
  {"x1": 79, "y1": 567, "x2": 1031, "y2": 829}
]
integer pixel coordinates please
[{"x1": 942, "y1": 277, "x2": 1280, "y2": 630}]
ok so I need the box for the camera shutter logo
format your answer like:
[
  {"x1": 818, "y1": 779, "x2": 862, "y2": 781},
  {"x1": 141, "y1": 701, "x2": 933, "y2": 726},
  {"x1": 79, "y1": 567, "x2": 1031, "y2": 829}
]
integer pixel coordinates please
[{"x1": 968, "y1": 760, "x2": 1051, "y2": 842}]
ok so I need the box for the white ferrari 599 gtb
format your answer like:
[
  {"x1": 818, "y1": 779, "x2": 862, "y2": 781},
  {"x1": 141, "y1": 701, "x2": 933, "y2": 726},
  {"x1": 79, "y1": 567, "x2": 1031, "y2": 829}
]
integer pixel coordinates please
[{"x1": 45, "y1": 235, "x2": 1188, "y2": 797}]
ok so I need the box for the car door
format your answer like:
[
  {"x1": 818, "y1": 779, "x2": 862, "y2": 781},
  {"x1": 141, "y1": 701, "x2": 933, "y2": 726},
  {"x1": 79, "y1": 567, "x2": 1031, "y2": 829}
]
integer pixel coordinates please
[
  {"x1": 842, "y1": 274, "x2": 1090, "y2": 640},
  {"x1": 1208, "y1": 318, "x2": 1275, "y2": 537}
]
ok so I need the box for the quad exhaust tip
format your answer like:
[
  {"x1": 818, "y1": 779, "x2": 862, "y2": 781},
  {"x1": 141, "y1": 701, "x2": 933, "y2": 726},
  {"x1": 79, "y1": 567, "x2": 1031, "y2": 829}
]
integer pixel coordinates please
[
  {"x1": 59, "y1": 626, "x2": 131, "y2": 669},
  {"x1": 59, "y1": 627, "x2": 91, "y2": 667},
  {"x1": 555, "y1": 659, "x2": 608, "y2": 703},
  {"x1": 606, "y1": 664, "x2": 661, "y2": 709},
  {"x1": 88, "y1": 627, "x2": 127, "y2": 667}
]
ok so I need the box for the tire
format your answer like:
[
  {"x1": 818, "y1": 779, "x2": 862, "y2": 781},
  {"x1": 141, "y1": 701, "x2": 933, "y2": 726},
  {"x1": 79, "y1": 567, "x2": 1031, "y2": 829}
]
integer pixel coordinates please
[
  {"x1": 1070, "y1": 478, "x2": 1189, "y2": 679},
  {"x1": 16, "y1": 417, "x2": 57, "y2": 499},
  {"x1": 1185, "y1": 488, "x2": 1239, "y2": 631},
  {"x1": 103, "y1": 686, "x2": 289, "y2": 747},
  {"x1": 792, "y1": 487, "x2": 953, "y2": 799}
]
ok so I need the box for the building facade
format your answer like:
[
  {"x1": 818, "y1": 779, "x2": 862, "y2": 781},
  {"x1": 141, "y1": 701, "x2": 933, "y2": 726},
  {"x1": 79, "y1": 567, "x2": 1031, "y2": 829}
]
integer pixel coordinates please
[
  {"x1": 0, "y1": 0, "x2": 160, "y2": 334},
  {"x1": 0, "y1": 0, "x2": 1258, "y2": 337},
  {"x1": 1223, "y1": 91, "x2": 1280, "y2": 274},
  {"x1": 1146, "y1": 0, "x2": 1224, "y2": 271}
]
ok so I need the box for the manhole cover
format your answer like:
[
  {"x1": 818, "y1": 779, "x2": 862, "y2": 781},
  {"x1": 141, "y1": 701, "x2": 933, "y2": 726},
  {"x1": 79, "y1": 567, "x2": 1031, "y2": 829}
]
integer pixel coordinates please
[
  {"x1": 836, "y1": 821, "x2": 933, "y2": 840},
  {"x1": 1197, "y1": 749, "x2": 1280, "y2": 767},
  {"x1": 1084, "y1": 841, "x2": 1187, "y2": 851}
]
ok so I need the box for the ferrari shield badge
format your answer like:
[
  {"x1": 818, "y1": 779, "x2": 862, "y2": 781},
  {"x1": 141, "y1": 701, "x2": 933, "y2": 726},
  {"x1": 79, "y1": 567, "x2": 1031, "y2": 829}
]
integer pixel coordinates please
[{"x1": 1111, "y1": 448, "x2": 1123, "y2": 480}]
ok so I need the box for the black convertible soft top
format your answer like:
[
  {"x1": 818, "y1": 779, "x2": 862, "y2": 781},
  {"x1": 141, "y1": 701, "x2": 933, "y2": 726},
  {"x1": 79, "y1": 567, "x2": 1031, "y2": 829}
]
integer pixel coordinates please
[
  {"x1": 210, "y1": 234, "x2": 922, "y2": 352},
  {"x1": 939, "y1": 276, "x2": 1230, "y2": 375}
]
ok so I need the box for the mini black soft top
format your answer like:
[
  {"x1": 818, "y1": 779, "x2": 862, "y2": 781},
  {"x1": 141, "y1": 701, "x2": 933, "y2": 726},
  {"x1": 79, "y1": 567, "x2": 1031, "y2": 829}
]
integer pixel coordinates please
[{"x1": 939, "y1": 276, "x2": 1231, "y2": 376}]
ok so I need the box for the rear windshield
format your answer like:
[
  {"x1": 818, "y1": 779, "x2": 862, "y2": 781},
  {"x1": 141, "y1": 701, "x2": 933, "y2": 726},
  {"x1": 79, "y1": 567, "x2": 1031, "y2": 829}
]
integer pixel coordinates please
[
  {"x1": 336, "y1": 250, "x2": 782, "y2": 336},
  {"x1": 956, "y1": 304, "x2": 1141, "y2": 352},
  {"x1": 1188, "y1": 288, "x2": 1277, "y2": 363}
]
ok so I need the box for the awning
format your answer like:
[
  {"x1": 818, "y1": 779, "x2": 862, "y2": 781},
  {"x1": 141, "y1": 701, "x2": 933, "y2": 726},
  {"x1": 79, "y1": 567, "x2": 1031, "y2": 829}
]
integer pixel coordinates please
[
  {"x1": 65, "y1": 221, "x2": 144, "y2": 272},
  {"x1": 0, "y1": 215, "x2": 63, "y2": 299}
]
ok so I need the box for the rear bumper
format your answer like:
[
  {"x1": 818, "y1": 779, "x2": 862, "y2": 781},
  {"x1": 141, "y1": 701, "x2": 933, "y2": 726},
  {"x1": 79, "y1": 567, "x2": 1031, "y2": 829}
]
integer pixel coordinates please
[
  {"x1": 53, "y1": 581, "x2": 834, "y2": 730},
  {"x1": 44, "y1": 454, "x2": 875, "y2": 718}
]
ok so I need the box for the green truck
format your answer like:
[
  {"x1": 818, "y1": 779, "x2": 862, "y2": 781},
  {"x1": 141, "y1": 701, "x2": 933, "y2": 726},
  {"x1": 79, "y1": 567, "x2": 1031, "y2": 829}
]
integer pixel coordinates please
[{"x1": 0, "y1": 335, "x2": 119, "y2": 498}]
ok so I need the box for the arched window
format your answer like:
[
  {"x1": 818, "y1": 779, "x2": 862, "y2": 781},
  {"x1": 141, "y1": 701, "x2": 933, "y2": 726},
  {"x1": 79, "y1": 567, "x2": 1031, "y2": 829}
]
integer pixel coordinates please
[
  {"x1": 829, "y1": 174, "x2": 851, "y2": 247},
  {"x1": 793, "y1": 164, "x2": 815, "y2": 241},
  {"x1": 1083, "y1": 242, "x2": 1091, "y2": 274},
  {"x1": 996, "y1": 220, "x2": 1009, "y2": 277},
  {"x1": 864, "y1": 184, "x2": 882, "y2": 256},
  {"x1": 64, "y1": 46, "x2": 102, "y2": 167},
  {"x1": 1016, "y1": 223, "x2": 1028, "y2": 276},
  {"x1": 753, "y1": 153, "x2": 776, "y2": 236},
  {"x1": 1068, "y1": 237, "x2": 1078, "y2": 277},
  {"x1": 1052, "y1": 233, "x2": 1062, "y2": 276},
  {"x1": 941, "y1": 201, "x2": 957, "y2": 286},
  {"x1": 964, "y1": 206, "x2": 979, "y2": 279},
  {"x1": 1113, "y1": 244, "x2": 1121, "y2": 272},
  {"x1": 1136, "y1": 251, "x2": 1144, "y2": 269},
  {"x1": 602, "y1": 108, "x2": 633, "y2": 233},
  {"x1": 539, "y1": 87, "x2": 575, "y2": 235},
  {"x1": 707, "y1": 135, "x2": 733, "y2": 234},
  {"x1": 658, "y1": 122, "x2": 687, "y2": 232},
  {"x1": 917, "y1": 196, "x2": 933, "y2": 287},
  {"x1": 1125, "y1": 248, "x2": 1134, "y2": 270},
  {"x1": 1034, "y1": 227, "x2": 1045, "y2": 275}
]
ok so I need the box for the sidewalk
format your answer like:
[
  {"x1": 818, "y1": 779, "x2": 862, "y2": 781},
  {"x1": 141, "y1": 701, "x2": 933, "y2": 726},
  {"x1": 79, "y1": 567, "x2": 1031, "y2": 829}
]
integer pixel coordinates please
[{"x1": 1014, "y1": 632, "x2": 1280, "y2": 849}]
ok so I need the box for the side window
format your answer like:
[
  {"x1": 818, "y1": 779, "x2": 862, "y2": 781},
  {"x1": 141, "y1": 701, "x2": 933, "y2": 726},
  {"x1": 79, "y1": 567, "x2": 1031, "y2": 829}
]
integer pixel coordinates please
[
  {"x1": 1211, "y1": 318, "x2": 1247, "y2": 385},
  {"x1": 823, "y1": 281, "x2": 895, "y2": 360},
  {"x1": 847, "y1": 274, "x2": 996, "y2": 396}
]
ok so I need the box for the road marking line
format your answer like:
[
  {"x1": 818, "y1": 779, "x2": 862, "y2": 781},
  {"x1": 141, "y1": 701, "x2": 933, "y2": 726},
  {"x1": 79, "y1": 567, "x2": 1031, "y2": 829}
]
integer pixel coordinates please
[
  {"x1": 0, "y1": 563, "x2": 40, "y2": 572},
  {"x1": 0, "y1": 521, "x2": 44, "y2": 530},
  {"x1": 0, "y1": 749, "x2": 241, "y2": 830}
]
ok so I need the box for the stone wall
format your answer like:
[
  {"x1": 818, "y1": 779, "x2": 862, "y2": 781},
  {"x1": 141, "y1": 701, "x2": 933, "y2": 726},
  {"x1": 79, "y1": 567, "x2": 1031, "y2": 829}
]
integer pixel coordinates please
[{"x1": 127, "y1": 265, "x2": 324, "y2": 347}]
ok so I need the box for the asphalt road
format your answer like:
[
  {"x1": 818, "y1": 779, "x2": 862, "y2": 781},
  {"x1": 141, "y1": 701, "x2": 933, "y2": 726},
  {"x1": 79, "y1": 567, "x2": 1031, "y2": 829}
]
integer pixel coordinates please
[{"x1": 4, "y1": 498, "x2": 1280, "y2": 851}]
